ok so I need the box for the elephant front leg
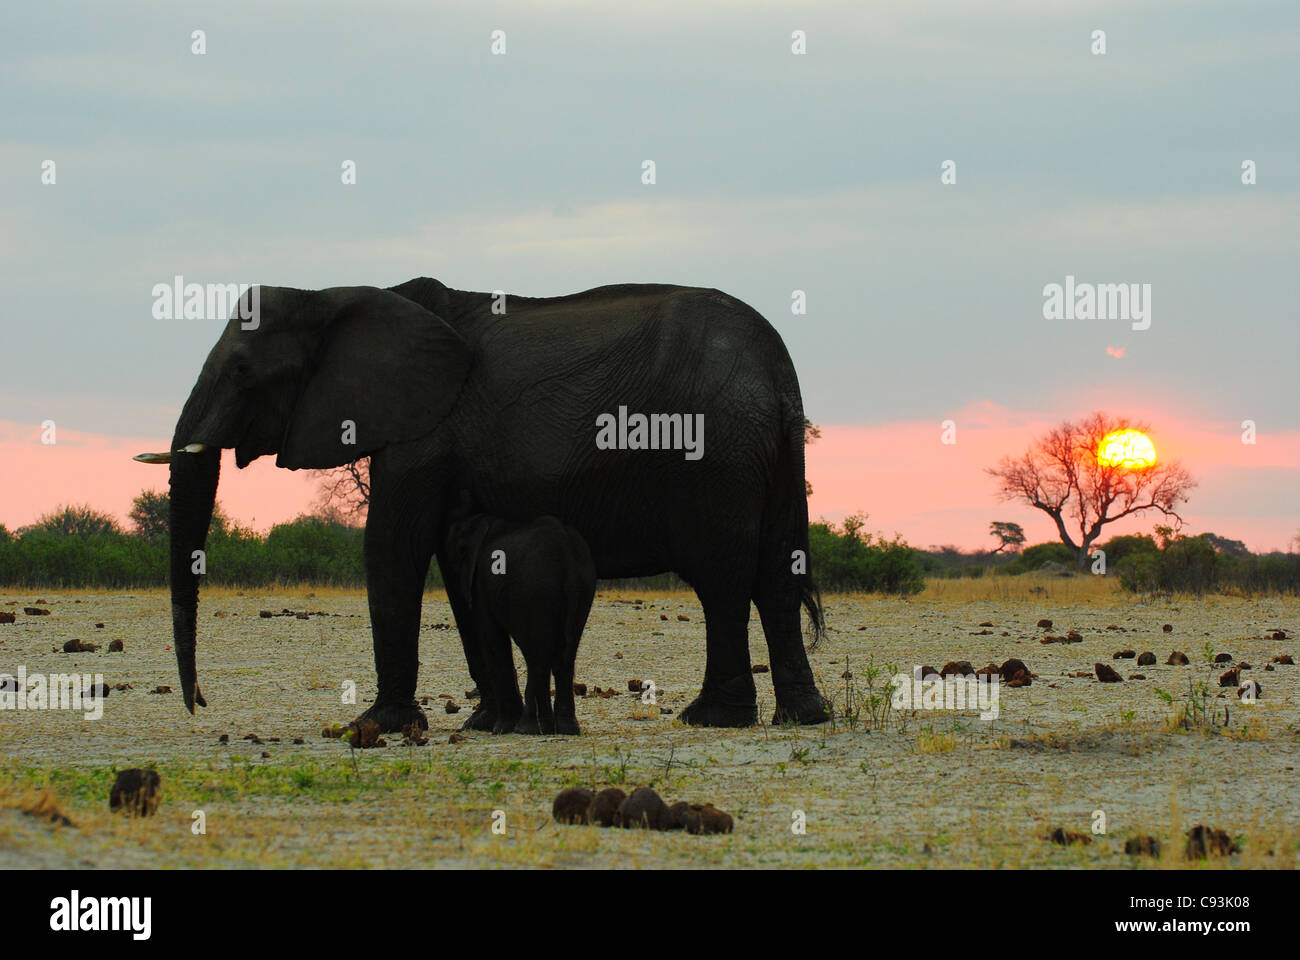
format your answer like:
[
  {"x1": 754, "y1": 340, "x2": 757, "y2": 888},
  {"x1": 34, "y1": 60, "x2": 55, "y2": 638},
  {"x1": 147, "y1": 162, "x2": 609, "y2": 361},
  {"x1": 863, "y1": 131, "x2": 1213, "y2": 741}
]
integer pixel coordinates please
[
  {"x1": 679, "y1": 593, "x2": 758, "y2": 728},
  {"x1": 353, "y1": 498, "x2": 433, "y2": 733}
]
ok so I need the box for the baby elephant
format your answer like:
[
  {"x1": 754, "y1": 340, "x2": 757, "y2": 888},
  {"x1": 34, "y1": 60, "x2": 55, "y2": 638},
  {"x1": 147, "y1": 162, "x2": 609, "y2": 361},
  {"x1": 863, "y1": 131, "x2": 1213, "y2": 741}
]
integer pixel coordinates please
[{"x1": 445, "y1": 515, "x2": 596, "y2": 735}]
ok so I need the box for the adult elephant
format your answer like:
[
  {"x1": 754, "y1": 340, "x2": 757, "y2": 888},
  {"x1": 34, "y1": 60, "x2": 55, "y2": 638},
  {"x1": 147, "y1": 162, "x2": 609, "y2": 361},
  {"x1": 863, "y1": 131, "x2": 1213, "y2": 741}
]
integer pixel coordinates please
[{"x1": 136, "y1": 278, "x2": 829, "y2": 732}]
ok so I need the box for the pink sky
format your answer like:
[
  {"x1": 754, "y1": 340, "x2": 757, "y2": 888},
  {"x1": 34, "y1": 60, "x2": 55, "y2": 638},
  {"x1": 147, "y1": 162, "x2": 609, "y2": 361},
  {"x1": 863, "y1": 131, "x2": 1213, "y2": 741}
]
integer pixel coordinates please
[{"x1": 3, "y1": 403, "x2": 1297, "y2": 553}]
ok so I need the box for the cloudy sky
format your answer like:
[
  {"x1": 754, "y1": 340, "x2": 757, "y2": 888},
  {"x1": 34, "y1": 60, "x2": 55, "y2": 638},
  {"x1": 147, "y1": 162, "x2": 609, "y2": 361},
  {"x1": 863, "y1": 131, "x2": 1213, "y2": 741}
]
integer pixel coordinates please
[{"x1": 2, "y1": 0, "x2": 1297, "y2": 550}]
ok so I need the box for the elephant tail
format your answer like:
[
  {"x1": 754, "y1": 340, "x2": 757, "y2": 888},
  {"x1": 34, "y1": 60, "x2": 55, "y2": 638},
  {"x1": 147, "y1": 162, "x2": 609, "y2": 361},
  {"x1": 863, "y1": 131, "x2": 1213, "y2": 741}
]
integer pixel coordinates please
[
  {"x1": 776, "y1": 387, "x2": 827, "y2": 651},
  {"x1": 801, "y1": 582, "x2": 827, "y2": 651}
]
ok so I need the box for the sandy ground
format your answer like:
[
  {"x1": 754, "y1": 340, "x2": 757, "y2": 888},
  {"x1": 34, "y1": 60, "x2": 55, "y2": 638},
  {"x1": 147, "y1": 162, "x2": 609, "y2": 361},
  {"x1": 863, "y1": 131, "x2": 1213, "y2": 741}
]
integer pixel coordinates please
[{"x1": 1, "y1": 580, "x2": 1297, "y2": 868}]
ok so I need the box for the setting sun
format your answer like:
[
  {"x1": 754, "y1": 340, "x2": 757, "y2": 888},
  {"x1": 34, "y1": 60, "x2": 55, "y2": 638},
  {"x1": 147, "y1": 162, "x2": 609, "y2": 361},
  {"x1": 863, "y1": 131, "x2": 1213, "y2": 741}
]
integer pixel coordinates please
[{"x1": 1097, "y1": 428, "x2": 1157, "y2": 469}]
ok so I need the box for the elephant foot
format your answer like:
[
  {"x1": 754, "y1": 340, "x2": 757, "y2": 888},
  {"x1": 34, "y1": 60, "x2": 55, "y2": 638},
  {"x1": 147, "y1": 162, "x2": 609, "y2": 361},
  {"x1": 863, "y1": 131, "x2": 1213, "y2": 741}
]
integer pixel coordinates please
[
  {"x1": 354, "y1": 699, "x2": 427, "y2": 734},
  {"x1": 555, "y1": 715, "x2": 581, "y2": 736},
  {"x1": 461, "y1": 701, "x2": 499, "y2": 731},
  {"x1": 680, "y1": 674, "x2": 757, "y2": 728},
  {"x1": 773, "y1": 687, "x2": 833, "y2": 726}
]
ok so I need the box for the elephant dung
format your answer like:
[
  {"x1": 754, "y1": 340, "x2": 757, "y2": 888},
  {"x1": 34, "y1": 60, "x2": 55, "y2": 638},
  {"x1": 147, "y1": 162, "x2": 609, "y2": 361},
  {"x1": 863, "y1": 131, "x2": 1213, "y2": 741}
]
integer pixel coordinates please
[
  {"x1": 1136, "y1": 651, "x2": 1156, "y2": 666},
  {"x1": 1094, "y1": 663, "x2": 1123, "y2": 683},
  {"x1": 1036, "y1": 619, "x2": 1052, "y2": 630},
  {"x1": 109, "y1": 769, "x2": 161, "y2": 817},
  {"x1": 24, "y1": 607, "x2": 50, "y2": 616},
  {"x1": 1113, "y1": 649, "x2": 1136, "y2": 659},
  {"x1": 588, "y1": 787, "x2": 626, "y2": 827},
  {"x1": 1125, "y1": 834, "x2": 1162, "y2": 857},
  {"x1": 1166, "y1": 651, "x2": 1190, "y2": 665},
  {"x1": 108, "y1": 639, "x2": 125, "y2": 652},
  {"x1": 939, "y1": 661, "x2": 973, "y2": 678},
  {"x1": 0, "y1": 612, "x2": 14, "y2": 624},
  {"x1": 616, "y1": 787, "x2": 673, "y2": 830},
  {"x1": 63, "y1": 638, "x2": 98, "y2": 653},
  {"x1": 1184, "y1": 825, "x2": 1238, "y2": 859},
  {"x1": 552, "y1": 787, "x2": 594, "y2": 825},
  {"x1": 671, "y1": 801, "x2": 734, "y2": 835}
]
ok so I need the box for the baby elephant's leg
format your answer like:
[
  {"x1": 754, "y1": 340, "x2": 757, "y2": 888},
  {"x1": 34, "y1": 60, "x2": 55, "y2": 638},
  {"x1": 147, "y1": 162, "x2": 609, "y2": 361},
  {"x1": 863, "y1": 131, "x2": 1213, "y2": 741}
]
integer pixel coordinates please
[
  {"x1": 516, "y1": 644, "x2": 556, "y2": 735},
  {"x1": 552, "y1": 654, "x2": 580, "y2": 736}
]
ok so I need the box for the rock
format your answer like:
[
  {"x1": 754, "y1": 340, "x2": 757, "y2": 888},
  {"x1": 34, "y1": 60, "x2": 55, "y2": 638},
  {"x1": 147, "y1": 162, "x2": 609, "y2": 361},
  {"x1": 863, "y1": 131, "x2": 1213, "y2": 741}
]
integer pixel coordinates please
[
  {"x1": 0, "y1": 612, "x2": 14, "y2": 624},
  {"x1": 1272, "y1": 654, "x2": 1294, "y2": 665},
  {"x1": 751, "y1": 664, "x2": 770, "y2": 673},
  {"x1": 1237, "y1": 680, "x2": 1261, "y2": 700},
  {"x1": 1184, "y1": 825, "x2": 1238, "y2": 859},
  {"x1": 552, "y1": 787, "x2": 594, "y2": 825},
  {"x1": 1125, "y1": 835, "x2": 1162, "y2": 857},
  {"x1": 1218, "y1": 667, "x2": 1240, "y2": 687},
  {"x1": 617, "y1": 787, "x2": 673, "y2": 830},
  {"x1": 1166, "y1": 651, "x2": 1190, "y2": 665},
  {"x1": 109, "y1": 769, "x2": 161, "y2": 817},
  {"x1": 939, "y1": 661, "x2": 974, "y2": 678},
  {"x1": 572, "y1": 682, "x2": 588, "y2": 697},
  {"x1": 587, "y1": 787, "x2": 627, "y2": 827},
  {"x1": 1213, "y1": 652, "x2": 1233, "y2": 664},
  {"x1": 1046, "y1": 827, "x2": 1091, "y2": 846},
  {"x1": 148, "y1": 685, "x2": 171, "y2": 695},
  {"x1": 24, "y1": 607, "x2": 50, "y2": 616},
  {"x1": 108, "y1": 639, "x2": 124, "y2": 652},
  {"x1": 1136, "y1": 651, "x2": 1156, "y2": 666},
  {"x1": 1113, "y1": 649, "x2": 1136, "y2": 659},
  {"x1": 1162, "y1": 624, "x2": 1173, "y2": 633},
  {"x1": 1036, "y1": 619, "x2": 1053, "y2": 630},
  {"x1": 444, "y1": 700, "x2": 460, "y2": 714},
  {"x1": 1066, "y1": 630, "x2": 1083, "y2": 643},
  {"x1": 1095, "y1": 663, "x2": 1123, "y2": 683},
  {"x1": 62, "y1": 638, "x2": 98, "y2": 653}
]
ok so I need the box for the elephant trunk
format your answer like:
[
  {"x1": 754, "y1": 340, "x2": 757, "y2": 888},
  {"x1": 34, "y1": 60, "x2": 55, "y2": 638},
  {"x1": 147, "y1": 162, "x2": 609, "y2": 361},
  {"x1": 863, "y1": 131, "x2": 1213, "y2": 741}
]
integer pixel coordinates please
[{"x1": 168, "y1": 443, "x2": 220, "y2": 713}]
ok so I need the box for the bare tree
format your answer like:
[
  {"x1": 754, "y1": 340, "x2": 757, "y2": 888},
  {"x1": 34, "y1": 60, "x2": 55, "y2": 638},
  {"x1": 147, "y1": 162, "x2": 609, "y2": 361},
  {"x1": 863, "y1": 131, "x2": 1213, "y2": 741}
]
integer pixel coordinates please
[
  {"x1": 312, "y1": 458, "x2": 371, "y2": 524},
  {"x1": 987, "y1": 521, "x2": 1026, "y2": 554},
  {"x1": 987, "y1": 413, "x2": 1196, "y2": 567}
]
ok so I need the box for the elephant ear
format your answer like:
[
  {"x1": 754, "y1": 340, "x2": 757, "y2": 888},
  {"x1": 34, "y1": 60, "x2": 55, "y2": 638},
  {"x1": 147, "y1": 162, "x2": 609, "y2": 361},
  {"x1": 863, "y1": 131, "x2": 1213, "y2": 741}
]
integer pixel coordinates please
[{"x1": 277, "y1": 288, "x2": 471, "y2": 469}]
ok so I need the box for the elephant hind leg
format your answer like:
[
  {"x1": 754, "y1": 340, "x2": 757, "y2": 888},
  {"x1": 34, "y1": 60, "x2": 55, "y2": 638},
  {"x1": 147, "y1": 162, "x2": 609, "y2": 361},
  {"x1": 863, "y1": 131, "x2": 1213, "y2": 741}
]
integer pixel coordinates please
[{"x1": 755, "y1": 587, "x2": 830, "y2": 725}]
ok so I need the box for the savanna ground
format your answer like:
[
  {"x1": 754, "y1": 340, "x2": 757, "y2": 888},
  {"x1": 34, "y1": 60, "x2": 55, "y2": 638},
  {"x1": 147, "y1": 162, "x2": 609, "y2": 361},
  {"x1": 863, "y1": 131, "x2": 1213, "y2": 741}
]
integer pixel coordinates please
[{"x1": 1, "y1": 577, "x2": 1297, "y2": 869}]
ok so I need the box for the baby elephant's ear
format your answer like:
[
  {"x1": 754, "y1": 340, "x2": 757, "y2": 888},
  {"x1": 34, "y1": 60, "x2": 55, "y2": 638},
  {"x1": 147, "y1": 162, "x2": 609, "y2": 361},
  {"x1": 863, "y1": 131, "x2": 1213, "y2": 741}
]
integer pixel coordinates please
[{"x1": 278, "y1": 287, "x2": 471, "y2": 469}]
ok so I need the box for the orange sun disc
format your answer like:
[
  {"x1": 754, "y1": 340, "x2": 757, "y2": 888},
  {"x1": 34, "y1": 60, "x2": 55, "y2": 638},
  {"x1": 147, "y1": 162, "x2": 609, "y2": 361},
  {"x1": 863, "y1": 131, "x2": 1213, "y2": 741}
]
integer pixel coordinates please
[{"x1": 1097, "y1": 429, "x2": 1156, "y2": 469}]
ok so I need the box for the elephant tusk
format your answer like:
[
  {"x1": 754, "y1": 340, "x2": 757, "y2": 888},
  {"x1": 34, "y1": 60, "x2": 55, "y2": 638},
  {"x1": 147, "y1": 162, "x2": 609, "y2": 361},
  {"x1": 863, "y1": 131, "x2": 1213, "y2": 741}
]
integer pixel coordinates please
[
  {"x1": 177, "y1": 443, "x2": 209, "y2": 454},
  {"x1": 133, "y1": 452, "x2": 172, "y2": 464}
]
